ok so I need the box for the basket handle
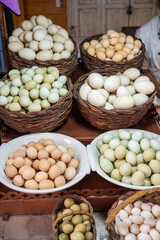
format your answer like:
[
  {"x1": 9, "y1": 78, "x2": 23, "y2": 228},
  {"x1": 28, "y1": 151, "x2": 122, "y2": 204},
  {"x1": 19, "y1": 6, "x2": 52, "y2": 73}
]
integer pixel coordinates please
[
  {"x1": 105, "y1": 187, "x2": 160, "y2": 229},
  {"x1": 54, "y1": 210, "x2": 95, "y2": 227}
]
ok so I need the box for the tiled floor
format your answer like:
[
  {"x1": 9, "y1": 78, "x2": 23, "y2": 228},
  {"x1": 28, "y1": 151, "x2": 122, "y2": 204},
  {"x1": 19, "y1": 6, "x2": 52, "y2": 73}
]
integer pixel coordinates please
[{"x1": 0, "y1": 212, "x2": 111, "y2": 240}]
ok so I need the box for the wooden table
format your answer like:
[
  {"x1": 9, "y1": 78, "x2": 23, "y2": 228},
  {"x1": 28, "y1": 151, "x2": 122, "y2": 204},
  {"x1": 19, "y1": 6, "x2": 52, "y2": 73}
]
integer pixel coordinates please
[{"x1": 0, "y1": 64, "x2": 160, "y2": 216}]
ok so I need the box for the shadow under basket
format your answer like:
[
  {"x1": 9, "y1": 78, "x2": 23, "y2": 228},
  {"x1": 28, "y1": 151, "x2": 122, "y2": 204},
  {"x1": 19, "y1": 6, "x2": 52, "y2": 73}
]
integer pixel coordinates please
[
  {"x1": 74, "y1": 70, "x2": 156, "y2": 130},
  {"x1": 52, "y1": 194, "x2": 96, "y2": 240},
  {"x1": 0, "y1": 76, "x2": 73, "y2": 133},
  {"x1": 105, "y1": 187, "x2": 160, "y2": 240},
  {"x1": 80, "y1": 34, "x2": 145, "y2": 74},
  {"x1": 8, "y1": 37, "x2": 78, "y2": 77}
]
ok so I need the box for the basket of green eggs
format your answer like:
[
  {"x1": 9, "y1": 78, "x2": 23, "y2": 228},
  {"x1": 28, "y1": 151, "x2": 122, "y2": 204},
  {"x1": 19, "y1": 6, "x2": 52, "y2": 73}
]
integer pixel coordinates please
[{"x1": 0, "y1": 66, "x2": 73, "y2": 133}]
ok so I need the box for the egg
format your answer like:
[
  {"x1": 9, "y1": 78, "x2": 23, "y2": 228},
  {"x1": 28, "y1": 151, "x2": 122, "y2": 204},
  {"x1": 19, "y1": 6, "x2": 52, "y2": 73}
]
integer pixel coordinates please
[
  {"x1": 119, "y1": 209, "x2": 129, "y2": 220},
  {"x1": 26, "y1": 147, "x2": 38, "y2": 159},
  {"x1": 149, "y1": 229, "x2": 160, "y2": 240},
  {"x1": 68, "y1": 158, "x2": 79, "y2": 169},
  {"x1": 48, "y1": 165, "x2": 61, "y2": 179},
  {"x1": 25, "y1": 179, "x2": 39, "y2": 189},
  {"x1": 144, "y1": 218, "x2": 156, "y2": 227},
  {"x1": 36, "y1": 50, "x2": 53, "y2": 61},
  {"x1": 132, "y1": 171, "x2": 145, "y2": 186},
  {"x1": 40, "y1": 87, "x2": 50, "y2": 99},
  {"x1": 18, "y1": 48, "x2": 36, "y2": 60},
  {"x1": 39, "y1": 159, "x2": 50, "y2": 172},
  {"x1": 54, "y1": 175, "x2": 66, "y2": 187},
  {"x1": 5, "y1": 165, "x2": 18, "y2": 178},
  {"x1": 134, "y1": 40, "x2": 142, "y2": 48},
  {"x1": 34, "y1": 171, "x2": 48, "y2": 182},
  {"x1": 22, "y1": 167, "x2": 36, "y2": 180},
  {"x1": 134, "y1": 81, "x2": 155, "y2": 95},
  {"x1": 56, "y1": 161, "x2": 66, "y2": 174},
  {"x1": 112, "y1": 53, "x2": 123, "y2": 62},
  {"x1": 61, "y1": 152, "x2": 72, "y2": 163},
  {"x1": 13, "y1": 157, "x2": 25, "y2": 168},
  {"x1": 87, "y1": 46, "x2": 95, "y2": 56},
  {"x1": 137, "y1": 232, "x2": 151, "y2": 240},
  {"x1": 113, "y1": 95, "x2": 134, "y2": 109},
  {"x1": 51, "y1": 148, "x2": 62, "y2": 159},
  {"x1": 96, "y1": 50, "x2": 106, "y2": 61},
  {"x1": 37, "y1": 149, "x2": 49, "y2": 160},
  {"x1": 130, "y1": 224, "x2": 140, "y2": 235},
  {"x1": 106, "y1": 48, "x2": 115, "y2": 58},
  {"x1": 123, "y1": 68, "x2": 140, "y2": 80},
  {"x1": 117, "y1": 221, "x2": 129, "y2": 236},
  {"x1": 32, "y1": 159, "x2": 40, "y2": 170},
  {"x1": 8, "y1": 41, "x2": 24, "y2": 53},
  {"x1": 87, "y1": 90, "x2": 106, "y2": 107},
  {"x1": 104, "y1": 75, "x2": 120, "y2": 92},
  {"x1": 39, "y1": 179, "x2": 54, "y2": 189},
  {"x1": 13, "y1": 175, "x2": 24, "y2": 186},
  {"x1": 110, "y1": 37, "x2": 119, "y2": 45},
  {"x1": 88, "y1": 72, "x2": 104, "y2": 89},
  {"x1": 64, "y1": 166, "x2": 76, "y2": 180},
  {"x1": 152, "y1": 205, "x2": 160, "y2": 218},
  {"x1": 140, "y1": 210, "x2": 153, "y2": 219},
  {"x1": 133, "y1": 93, "x2": 149, "y2": 106},
  {"x1": 117, "y1": 86, "x2": 130, "y2": 97}
]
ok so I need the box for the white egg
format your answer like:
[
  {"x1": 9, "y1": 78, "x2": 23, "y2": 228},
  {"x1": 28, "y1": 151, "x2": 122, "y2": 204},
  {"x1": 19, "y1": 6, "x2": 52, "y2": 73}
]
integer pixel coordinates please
[
  {"x1": 141, "y1": 203, "x2": 151, "y2": 212},
  {"x1": 123, "y1": 218, "x2": 132, "y2": 227},
  {"x1": 104, "y1": 102, "x2": 114, "y2": 110},
  {"x1": 98, "y1": 89, "x2": 109, "y2": 100},
  {"x1": 118, "y1": 74, "x2": 130, "y2": 86},
  {"x1": 133, "y1": 93, "x2": 149, "y2": 106},
  {"x1": 113, "y1": 95, "x2": 134, "y2": 109},
  {"x1": 47, "y1": 24, "x2": 58, "y2": 35},
  {"x1": 33, "y1": 74, "x2": 43, "y2": 83},
  {"x1": 134, "y1": 76, "x2": 150, "y2": 84},
  {"x1": 134, "y1": 81, "x2": 155, "y2": 95},
  {"x1": 150, "y1": 139, "x2": 160, "y2": 151},
  {"x1": 19, "y1": 96, "x2": 30, "y2": 107},
  {"x1": 87, "y1": 90, "x2": 106, "y2": 107},
  {"x1": 137, "y1": 232, "x2": 151, "y2": 240},
  {"x1": 118, "y1": 210, "x2": 129, "y2": 220},
  {"x1": 126, "y1": 86, "x2": 136, "y2": 96},
  {"x1": 128, "y1": 140, "x2": 140, "y2": 154},
  {"x1": 57, "y1": 75, "x2": 67, "y2": 85},
  {"x1": 116, "y1": 86, "x2": 130, "y2": 97},
  {"x1": 117, "y1": 221, "x2": 129, "y2": 236},
  {"x1": 53, "y1": 42, "x2": 64, "y2": 53},
  {"x1": 79, "y1": 83, "x2": 92, "y2": 101},
  {"x1": 130, "y1": 224, "x2": 140, "y2": 235},
  {"x1": 33, "y1": 29, "x2": 47, "y2": 41},
  {"x1": 104, "y1": 75, "x2": 120, "y2": 92},
  {"x1": 0, "y1": 85, "x2": 10, "y2": 96},
  {"x1": 140, "y1": 224, "x2": 150, "y2": 233},
  {"x1": 102, "y1": 133, "x2": 114, "y2": 143},
  {"x1": 61, "y1": 50, "x2": 71, "y2": 59},
  {"x1": 48, "y1": 92, "x2": 59, "y2": 104},
  {"x1": 131, "y1": 130, "x2": 143, "y2": 142},
  {"x1": 123, "y1": 68, "x2": 140, "y2": 80},
  {"x1": 88, "y1": 73, "x2": 104, "y2": 89},
  {"x1": 152, "y1": 205, "x2": 160, "y2": 218},
  {"x1": 132, "y1": 207, "x2": 141, "y2": 215},
  {"x1": 52, "y1": 81, "x2": 63, "y2": 89},
  {"x1": 108, "y1": 94, "x2": 117, "y2": 104},
  {"x1": 11, "y1": 78, "x2": 22, "y2": 87},
  {"x1": 149, "y1": 229, "x2": 160, "y2": 240},
  {"x1": 39, "y1": 39, "x2": 53, "y2": 50},
  {"x1": 140, "y1": 211, "x2": 153, "y2": 219},
  {"x1": 58, "y1": 28, "x2": 69, "y2": 40},
  {"x1": 40, "y1": 87, "x2": 49, "y2": 99},
  {"x1": 143, "y1": 132, "x2": 153, "y2": 140},
  {"x1": 0, "y1": 96, "x2": 8, "y2": 106},
  {"x1": 118, "y1": 130, "x2": 131, "y2": 140},
  {"x1": 109, "y1": 138, "x2": 120, "y2": 150}
]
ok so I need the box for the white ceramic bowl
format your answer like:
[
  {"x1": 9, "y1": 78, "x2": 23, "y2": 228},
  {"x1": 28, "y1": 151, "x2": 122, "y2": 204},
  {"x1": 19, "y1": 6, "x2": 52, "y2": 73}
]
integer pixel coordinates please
[
  {"x1": 87, "y1": 129, "x2": 160, "y2": 190},
  {"x1": 0, "y1": 132, "x2": 90, "y2": 194}
]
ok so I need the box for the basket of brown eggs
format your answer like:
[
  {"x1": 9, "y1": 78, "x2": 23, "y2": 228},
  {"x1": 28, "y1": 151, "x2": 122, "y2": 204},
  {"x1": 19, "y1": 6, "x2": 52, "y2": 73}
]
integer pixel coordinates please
[
  {"x1": 74, "y1": 68, "x2": 156, "y2": 130},
  {"x1": 52, "y1": 195, "x2": 96, "y2": 240},
  {"x1": 0, "y1": 66, "x2": 73, "y2": 133},
  {"x1": 7, "y1": 15, "x2": 78, "y2": 76},
  {"x1": 80, "y1": 30, "x2": 145, "y2": 74},
  {"x1": 105, "y1": 187, "x2": 160, "y2": 240}
]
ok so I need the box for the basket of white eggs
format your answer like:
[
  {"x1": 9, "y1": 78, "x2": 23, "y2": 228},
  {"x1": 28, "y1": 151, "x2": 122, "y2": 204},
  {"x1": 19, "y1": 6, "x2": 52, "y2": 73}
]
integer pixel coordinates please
[
  {"x1": 0, "y1": 66, "x2": 73, "y2": 133},
  {"x1": 80, "y1": 30, "x2": 145, "y2": 73},
  {"x1": 74, "y1": 68, "x2": 156, "y2": 130},
  {"x1": 8, "y1": 15, "x2": 78, "y2": 76},
  {"x1": 105, "y1": 187, "x2": 160, "y2": 240}
]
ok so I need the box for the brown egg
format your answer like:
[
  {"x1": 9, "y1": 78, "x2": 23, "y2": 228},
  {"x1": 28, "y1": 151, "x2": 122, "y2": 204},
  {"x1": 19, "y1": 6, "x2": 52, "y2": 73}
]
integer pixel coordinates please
[
  {"x1": 32, "y1": 159, "x2": 40, "y2": 170},
  {"x1": 43, "y1": 139, "x2": 55, "y2": 146},
  {"x1": 48, "y1": 157, "x2": 56, "y2": 165},
  {"x1": 64, "y1": 167, "x2": 76, "y2": 181},
  {"x1": 118, "y1": 50, "x2": 128, "y2": 59},
  {"x1": 48, "y1": 165, "x2": 61, "y2": 179},
  {"x1": 39, "y1": 179, "x2": 54, "y2": 189},
  {"x1": 96, "y1": 47, "x2": 105, "y2": 53},
  {"x1": 101, "y1": 34, "x2": 108, "y2": 40},
  {"x1": 27, "y1": 141, "x2": 35, "y2": 147},
  {"x1": 74, "y1": 223, "x2": 86, "y2": 234},
  {"x1": 107, "y1": 29, "x2": 115, "y2": 36},
  {"x1": 110, "y1": 37, "x2": 119, "y2": 46},
  {"x1": 51, "y1": 148, "x2": 62, "y2": 160},
  {"x1": 70, "y1": 204, "x2": 81, "y2": 211},
  {"x1": 123, "y1": 47, "x2": 131, "y2": 54},
  {"x1": 39, "y1": 159, "x2": 50, "y2": 172},
  {"x1": 112, "y1": 53, "x2": 123, "y2": 62},
  {"x1": 22, "y1": 167, "x2": 36, "y2": 180},
  {"x1": 19, "y1": 165, "x2": 31, "y2": 175},
  {"x1": 127, "y1": 54, "x2": 134, "y2": 61},
  {"x1": 56, "y1": 161, "x2": 66, "y2": 174},
  {"x1": 119, "y1": 36, "x2": 126, "y2": 43},
  {"x1": 61, "y1": 152, "x2": 72, "y2": 163},
  {"x1": 67, "y1": 148, "x2": 75, "y2": 158},
  {"x1": 54, "y1": 175, "x2": 66, "y2": 187},
  {"x1": 87, "y1": 46, "x2": 95, "y2": 56},
  {"x1": 38, "y1": 149, "x2": 49, "y2": 160},
  {"x1": 12, "y1": 150, "x2": 26, "y2": 159},
  {"x1": 24, "y1": 157, "x2": 33, "y2": 166},
  {"x1": 68, "y1": 159, "x2": 79, "y2": 169},
  {"x1": 80, "y1": 203, "x2": 89, "y2": 212},
  {"x1": 57, "y1": 144, "x2": 68, "y2": 153},
  {"x1": 106, "y1": 48, "x2": 115, "y2": 58},
  {"x1": 126, "y1": 35, "x2": 134, "y2": 44},
  {"x1": 114, "y1": 43, "x2": 124, "y2": 51},
  {"x1": 38, "y1": 139, "x2": 45, "y2": 144},
  {"x1": 45, "y1": 144, "x2": 56, "y2": 154},
  {"x1": 101, "y1": 38, "x2": 110, "y2": 48},
  {"x1": 25, "y1": 179, "x2": 39, "y2": 189},
  {"x1": 6, "y1": 158, "x2": 14, "y2": 165},
  {"x1": 18, "y1": 145, "x2": 27, "y2": 151},
  {"x1": 96, "y1": 51, "x2": 106, "y2": 61},
  {"x1": 64, "y1": 198, "x2": 75, "y2": 208},
  {"x1": 90, "y1": 39, "x2": 98, "y2": 47},
  {"x1": 134, "y1": 39, "x2": 142, "y2": 48},
  {"x1": 27, "y1": 147, "x2": 38, "y2": 159},
  {"x1": 13, "y1": 156, "x2": 25, "y2": 168},
  {"x1": 34, "y1": 171, "x2": 48, "y2": 182},
  {"x1": 110, "y1": 32, "x2": 119, "y2": 38},
  {"x1": 5, "y1": 165, "x2": 18, "y2": 178},
  {"x1": 13, "y1": 175, "x2": 24, "y2": 187},
  {"x1": 83, "y1": 42, "x2": 90, "y2": 50},
  {"x1": 34, "y1": 142, "x2": 44, "y2": 151},
  {"x1": 119, "y1": 32, "x2": 126, "y2": 38}
]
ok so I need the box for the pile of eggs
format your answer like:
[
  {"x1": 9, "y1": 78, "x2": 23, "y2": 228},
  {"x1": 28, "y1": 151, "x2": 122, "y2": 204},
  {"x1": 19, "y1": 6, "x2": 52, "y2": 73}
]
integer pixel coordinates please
[
  {"x1": 117, "y1": 200, "x2": 160, "y2": 240},
  {"x1": 4, "y1": 139, "x2": 79, "y2": 190},
  {"x1": 8, "y1": 15, "x2": 74, "y2": 61},
  {"x1": 79, "y1": 68, "x2": 155, "y2": 110},
  {"x1": 96, "y1": 129, "x2": 160, "y2": 186},
  {"x1": 82, "y1": 29, "x2": 142, "y2": 62},
  {"x1": 0, "y1": 66, "x2": 68, "y2": 113},
  {"x1": 56, "y1": 197, "x2": 94, "y2": 240}
]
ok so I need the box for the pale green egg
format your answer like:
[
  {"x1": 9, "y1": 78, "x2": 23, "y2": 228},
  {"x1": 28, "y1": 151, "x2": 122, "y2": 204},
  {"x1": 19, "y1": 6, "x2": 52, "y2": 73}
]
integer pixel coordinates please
[
  {"x1": 30, "y1": 88, "x2": 39, "y2": 99},
  {"x1": 48, "y1": 92, "x2": 59, "y2": 104},
  {"x1": 19, "y1": 96, "x2": 30, "y2": 108},
  {"x1": 10, "y1": 86, "x2": 19, "y2": 96},
  {"x1": 58, "y1": 88, "x2": 68, "y2": 97}
]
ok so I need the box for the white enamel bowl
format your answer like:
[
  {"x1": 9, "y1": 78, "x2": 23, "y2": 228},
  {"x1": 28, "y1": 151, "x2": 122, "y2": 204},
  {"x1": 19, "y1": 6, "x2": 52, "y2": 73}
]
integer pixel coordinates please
[
  {"x1": 0, "y1": 132, "x2": 90, "y2": 194},
  {"x1": 87, "y1": 129, "x2": 160, "y2": 190}
]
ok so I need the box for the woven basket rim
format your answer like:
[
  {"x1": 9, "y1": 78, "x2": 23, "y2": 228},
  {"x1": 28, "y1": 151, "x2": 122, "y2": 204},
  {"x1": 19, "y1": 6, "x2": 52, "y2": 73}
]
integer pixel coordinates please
[
  {"x1": 79, "y1": 33, "x2": 145, "y2": 66},
  {"x1": 74, "y1": 70, "x2": 156, "y2": 114},
  {"x1": 0, "y1": 74, "x2": 73, "y2": 117}
]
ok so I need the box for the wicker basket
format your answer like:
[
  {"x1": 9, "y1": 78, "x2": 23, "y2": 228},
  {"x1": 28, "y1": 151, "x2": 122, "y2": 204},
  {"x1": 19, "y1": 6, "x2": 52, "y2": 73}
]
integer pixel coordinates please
[
  {"x1": 52, "y1": 194, "x2": 96, "y2": 240},
  {"x1": 105, "y1": 187, "x2": 160, "y2": 240},
  {"x1": 74, "y1": 70, "x2": 156, "y2": 130},
  {"x1": 80, "y1": 34, "x2": 145, "y2": 74},
  {"x1": 8, "y1": 36, "x2": 78, "y2": 77},
  {"x1": 0, "y1": 75, "x2": 73, "y2": 133}
]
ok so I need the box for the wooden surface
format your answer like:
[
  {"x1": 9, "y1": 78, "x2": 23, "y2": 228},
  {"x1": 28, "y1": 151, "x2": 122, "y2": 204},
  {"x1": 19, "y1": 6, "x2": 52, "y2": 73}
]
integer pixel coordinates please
[{"x1": 0, "y1": 64, "x2": 160, "y2": 216}]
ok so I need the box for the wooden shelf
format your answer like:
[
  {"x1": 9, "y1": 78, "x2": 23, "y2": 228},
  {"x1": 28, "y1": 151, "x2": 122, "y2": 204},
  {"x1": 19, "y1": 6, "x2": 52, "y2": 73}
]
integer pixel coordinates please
[{"x1": 0, "y1": 64, "x2": 160, "y2": 215}]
